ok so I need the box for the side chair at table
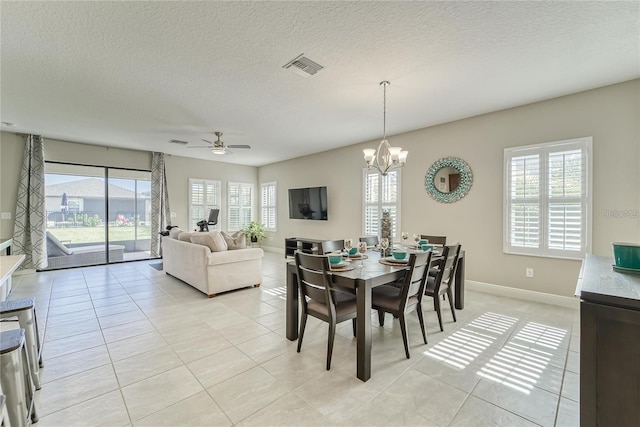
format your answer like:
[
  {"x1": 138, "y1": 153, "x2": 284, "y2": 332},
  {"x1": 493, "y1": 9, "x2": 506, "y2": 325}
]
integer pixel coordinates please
[
  {"x1": 420, "y1": 235, "x2": 447, "y2": 246},
  {"x1": 372, "y1": 251, "x2": 432, "y2": 359},
  {"x1": 294, "y1": 252, "x2": 358, "y2": 370},
  {"x1": 425, "y1": 244, "x2": 461, "y2": 331},
  {"x1": 359, "y1": 236, "x2": 379, "y2": 248},
  {"x1": 320, "y1": 240, "x2": 345, "y2": 255}
]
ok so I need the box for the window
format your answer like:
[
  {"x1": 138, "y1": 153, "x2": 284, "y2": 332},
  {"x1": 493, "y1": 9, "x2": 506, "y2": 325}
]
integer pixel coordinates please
[
  {"x1": 504, "y1": 137, "x2": 592, "y2": 259},
  {"x1": 189, "y1": 178, "x2": 221, "y2": 231},
  {"x1": 260, "y1": 182, "x2": 277, "y2": 231},
  {"x1": 228, "y1": 182, "x2": 253, "y2": 231},
  {"x1": 363, "y1": 169, "x2": 401, "y2": 240}
]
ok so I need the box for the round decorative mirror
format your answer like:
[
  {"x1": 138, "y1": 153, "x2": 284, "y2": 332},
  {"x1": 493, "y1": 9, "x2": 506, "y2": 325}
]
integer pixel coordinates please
[{"x1": 425, "y1": 157, "x2": 473, "y2": 203}]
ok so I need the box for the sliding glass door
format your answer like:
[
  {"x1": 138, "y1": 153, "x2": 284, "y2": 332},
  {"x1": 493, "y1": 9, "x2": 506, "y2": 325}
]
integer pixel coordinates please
[
  {"x1": 108, "y1": 169, "x2": 152, "y2": 262},
  {"x1": 43, "y1": 162, "x2": 154, "y2": 270}
]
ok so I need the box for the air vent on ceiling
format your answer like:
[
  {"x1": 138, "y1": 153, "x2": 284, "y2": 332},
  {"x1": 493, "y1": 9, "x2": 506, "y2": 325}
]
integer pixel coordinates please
[
  {"x1": 169, "y1": 139, "x2": 188, "y2": 145},
  {"x1": 282, "y1": 54, "x2": 324, "y2": 77}
]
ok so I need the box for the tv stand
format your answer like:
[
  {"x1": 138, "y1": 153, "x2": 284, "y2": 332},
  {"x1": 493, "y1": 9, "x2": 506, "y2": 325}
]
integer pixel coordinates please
[{"x1": 285, "y1": 237, "x2": 324, "y2": 258}]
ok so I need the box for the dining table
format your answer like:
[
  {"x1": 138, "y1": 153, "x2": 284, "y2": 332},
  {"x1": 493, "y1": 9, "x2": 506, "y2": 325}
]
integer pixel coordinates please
[{"x1": 285, "y1": 249, "x2": 465, "y2": 382}]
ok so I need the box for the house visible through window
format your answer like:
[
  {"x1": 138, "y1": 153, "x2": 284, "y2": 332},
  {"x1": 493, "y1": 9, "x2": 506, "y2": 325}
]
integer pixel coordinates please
[
  {"x1": 363, "y1": 169, "x2": 401, "y2": 240},
  {"x1": 228, "y1": 182, "x2": 253, "y2": 232},
  {"x1": 189, "y1": 178, "x2": 220, "y2": 231},
  {"x1": 504, "y1": 137, "x2": 592, "y2": 259},
  {"x1": 261, "y1": 182, "x2": 277, "y2": 231}
]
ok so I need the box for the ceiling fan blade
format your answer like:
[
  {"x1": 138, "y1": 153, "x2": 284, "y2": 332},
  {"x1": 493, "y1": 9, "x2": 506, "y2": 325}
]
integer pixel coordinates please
[
  {"x1": 227, "y1": 145, "x2": 251, "y2": 149},
  {"x1": 187, "y1": 146, "x2": 212, "y2": 148},
  {"x1": 201, "y1": 139, "x2": 214, "y2": 145}
]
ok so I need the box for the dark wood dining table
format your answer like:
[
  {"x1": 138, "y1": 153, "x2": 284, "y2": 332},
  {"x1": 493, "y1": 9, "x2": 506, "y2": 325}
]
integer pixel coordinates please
[{"x1": 285, "y1": 250, "x2": 465, "y2": 382}]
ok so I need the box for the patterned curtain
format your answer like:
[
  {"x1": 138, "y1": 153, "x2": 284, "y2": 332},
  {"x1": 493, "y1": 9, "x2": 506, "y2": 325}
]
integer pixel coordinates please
[
  {"x1": 150, "y1": 152, "x2": 171, "y2": 257},
  {"x1": 13, "y1": 134, "x2": 47, "y2": 269}
]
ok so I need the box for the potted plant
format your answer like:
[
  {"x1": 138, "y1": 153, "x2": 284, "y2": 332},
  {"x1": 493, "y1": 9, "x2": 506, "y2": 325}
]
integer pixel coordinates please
[{"x1": 242, "y1": 221, "x2": 266, "y2": 243}]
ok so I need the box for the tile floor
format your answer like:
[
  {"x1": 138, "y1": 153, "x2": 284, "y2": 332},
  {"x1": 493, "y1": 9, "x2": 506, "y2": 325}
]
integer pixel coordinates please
[{"x1": 4, "y1": 251, "x2": 580, "y2": 426}]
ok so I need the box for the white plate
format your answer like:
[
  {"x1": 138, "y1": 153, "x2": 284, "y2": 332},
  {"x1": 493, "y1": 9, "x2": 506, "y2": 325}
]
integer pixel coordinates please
[
  {"x1": 384, "y1": 256, "x2": 408, "y2": 264},
  {"x1": 331, "y1": 260, "x2": 350, "y2": 268}
]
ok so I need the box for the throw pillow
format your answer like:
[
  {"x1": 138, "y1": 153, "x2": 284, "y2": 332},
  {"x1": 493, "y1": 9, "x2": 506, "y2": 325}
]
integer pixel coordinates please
[
  {"x1": 221, "y1": 231, "x2": 247, "y2": 250},
  {"x1": 46, "y1": 231, "x2": 73, "y2": 256},
  {"x1": 169, "y1": 227, "x2": 184, "y2": 239},
  {"x1": 190, "y1": 231, "x2": 228, "y2": 252},
  {"x1": 177, "y1": 231, "x2": 196, "y2": 242}
]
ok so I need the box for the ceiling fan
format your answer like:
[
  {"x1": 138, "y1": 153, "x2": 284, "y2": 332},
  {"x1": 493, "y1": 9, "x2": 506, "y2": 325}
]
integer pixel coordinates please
[{"x1": 188, "y1": 131, "x2": 251, "y2": 155}]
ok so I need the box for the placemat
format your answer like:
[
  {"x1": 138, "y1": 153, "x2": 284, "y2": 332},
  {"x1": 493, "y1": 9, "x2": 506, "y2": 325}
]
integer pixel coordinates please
[
  {"x1": 330, "y1": 265, "x2": 356, "y2": 272},
  {"x1": 379, "y1": 259, "x2": 409, "y2": 267},
  {"x1": 344, "y1": 254, "x2": 368, "y2": 260}
]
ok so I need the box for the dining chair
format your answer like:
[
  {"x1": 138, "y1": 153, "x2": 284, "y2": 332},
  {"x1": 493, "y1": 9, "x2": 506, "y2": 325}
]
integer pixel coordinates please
[
  {"x1": 372, "y1": 251, "x2": 432, "y2": 359},
  {"x1": 320, "y1": 239, "x2": 345, "y2": 254},
  {"x1": 425, "y1": 243, "x2": 461, "y2": 331},
  {"x1": 294, "y1": 251, "x2": 358, "y2": 370},
  {"x1": 420, "y1": 235, "x2": 447, "y2": 246},
  {"x1": 359, "y1": 236, "x2": 379, "y2": 248}
]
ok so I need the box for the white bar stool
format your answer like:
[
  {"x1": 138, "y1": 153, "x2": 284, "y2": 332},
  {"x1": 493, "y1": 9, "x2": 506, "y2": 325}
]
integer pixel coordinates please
[
  {"x1": 0, "y1": 329, "x2": 38, "y2": 427},
  {"x1": 0, "y1": 298, "x2": 42, "y2": 390},
  {"x1": 0, "y1": 393, "x2": 12, "y2": 427}
]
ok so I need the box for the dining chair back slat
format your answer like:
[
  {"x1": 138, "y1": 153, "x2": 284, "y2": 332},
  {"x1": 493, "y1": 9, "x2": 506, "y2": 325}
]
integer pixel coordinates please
[
  {"x1": 320, "y1": 240, "x2": 345, "y2": 254},
  {"x1": 359, "y1": 236, "x2": 379, "y2": 247},
  {"x1": 420, "y1": 235, "x2": 447, "y2": 246}
]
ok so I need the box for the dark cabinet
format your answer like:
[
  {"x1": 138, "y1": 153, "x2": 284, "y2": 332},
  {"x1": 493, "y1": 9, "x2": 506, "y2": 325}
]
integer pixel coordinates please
[
  {"x1": 284, "y1": 237, "x2": 323, "y2": 258},
  {"x1": 577, "y1": 255, "x2": 640, "y2": 427}
]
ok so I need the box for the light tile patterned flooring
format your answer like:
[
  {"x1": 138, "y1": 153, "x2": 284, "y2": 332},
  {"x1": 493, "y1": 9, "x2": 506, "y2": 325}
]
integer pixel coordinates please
[{"x1": 4, "y1": 251, "x2": 580, "y2": 426}]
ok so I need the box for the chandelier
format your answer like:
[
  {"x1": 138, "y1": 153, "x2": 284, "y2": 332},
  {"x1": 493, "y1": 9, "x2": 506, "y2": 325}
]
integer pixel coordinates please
[{"x1": 363, "y1": 81, "x2": 408, "y2": 176}]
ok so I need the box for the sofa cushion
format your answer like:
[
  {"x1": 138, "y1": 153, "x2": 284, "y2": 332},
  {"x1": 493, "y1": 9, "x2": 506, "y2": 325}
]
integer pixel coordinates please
[
  {"x1": 46, "y1": 231, "x2": 74, "y2": 256},
  {"x1": 169, "y1": 227, "x2": 185, "y2": 239},
  {"x1": 178, "y1": 231, "x2": 197, "y2": 242},
  {"x1": 221, "y1": 231, "x2": 247, "y2": 250},
  {"x1": 190, "y1": 231, "x2": 228, "y2": 252}
]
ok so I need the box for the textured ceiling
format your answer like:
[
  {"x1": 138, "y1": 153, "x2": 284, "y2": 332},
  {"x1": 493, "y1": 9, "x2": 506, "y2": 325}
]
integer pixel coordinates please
[{"x1": 1, "y1": 1, "x2": 638, "y2": 166}]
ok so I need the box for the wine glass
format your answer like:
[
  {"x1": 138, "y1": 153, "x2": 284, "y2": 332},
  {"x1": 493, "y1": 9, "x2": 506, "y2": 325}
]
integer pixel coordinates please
[
  {"x1": 344, "y1": 239, "x2": 353, "y2": 257},
  {"x1": 401, "y1": 231, "x2": 408, "y2": 246},
  {"x1": 380, "y1": 237, "x2": 389, "y2": 256},
  {"x1": 413, "y1": 233, "x2": 421, "y2": 247},
  {"x1": 357, "y1": 241, "x2": 367, "y2": 267}
]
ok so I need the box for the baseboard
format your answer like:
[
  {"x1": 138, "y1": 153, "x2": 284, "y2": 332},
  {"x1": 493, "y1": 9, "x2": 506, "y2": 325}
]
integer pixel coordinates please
[
  {"x1": 466, "y1": 280, "x2": 580, "y2": 310},
  {"x1": 260, "y1": 246, "x2": 285, "y2": 255}
]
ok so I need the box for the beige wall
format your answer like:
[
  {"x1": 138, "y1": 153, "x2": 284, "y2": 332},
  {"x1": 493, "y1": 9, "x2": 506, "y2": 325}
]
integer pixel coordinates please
[
  {"x1": 259, "y1": 79, "x2": 640, "y2": 298},
  {"x1": 163, "y1": 154, "x2": 257, "y2": 230},
  {"x1": 0, "y1": 133, "x2": 257, "y2": 236}
]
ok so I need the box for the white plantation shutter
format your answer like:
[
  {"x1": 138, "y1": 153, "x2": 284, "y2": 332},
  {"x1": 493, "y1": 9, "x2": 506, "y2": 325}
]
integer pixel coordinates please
[
  {"x1": 228, "y1": 182, "x2": 253, "y2": 231},
  {"x1": 188, "y1": 179, "x2": 220, "y2": 230},
  {"x1": 260, "y1": 182, "x2": 277, "y2": 231},
  {"x1": 363, "y1": 169, "x2": 401, "y2": 240},
  {"x1": 504, "y1": 138, "x2": 591, "y2": 259}
]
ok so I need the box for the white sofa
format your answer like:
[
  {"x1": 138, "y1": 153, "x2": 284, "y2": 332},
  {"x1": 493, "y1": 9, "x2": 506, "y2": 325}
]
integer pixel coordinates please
[{"x1": 161, "y1": 229, "x2": 263, "y2": 297}]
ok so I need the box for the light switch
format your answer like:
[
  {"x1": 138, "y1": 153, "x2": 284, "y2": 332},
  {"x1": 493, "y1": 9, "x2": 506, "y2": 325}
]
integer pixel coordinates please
[{"x1": 1, "y1": 212, "x2": 11, "y2": 220}]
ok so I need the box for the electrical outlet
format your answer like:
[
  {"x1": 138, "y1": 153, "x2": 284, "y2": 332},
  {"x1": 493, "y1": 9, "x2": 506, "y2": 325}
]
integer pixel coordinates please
[
  {"x1": 1, "y1": 212, "x2": 11, "y2": 220},
  {"x1": 269, "y1": 236, "x2": 274, "y2": 241},
  {"x1": 526, "y1": 268, "x2": 534, "y2": 278},
  {"x1": 170, "y1": 212, "x2": 177, "y2": 218}
]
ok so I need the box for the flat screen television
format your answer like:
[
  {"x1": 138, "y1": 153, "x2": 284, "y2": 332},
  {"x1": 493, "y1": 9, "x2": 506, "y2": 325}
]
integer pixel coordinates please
[{"x1": 288, "y1": 186, "x2": 328, "y2": 220}]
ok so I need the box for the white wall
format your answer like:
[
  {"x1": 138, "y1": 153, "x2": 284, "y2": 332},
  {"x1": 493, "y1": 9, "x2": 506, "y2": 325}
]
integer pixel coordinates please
[{"x1": 259, "y1": 79, "x2": 640, "y2": 298}]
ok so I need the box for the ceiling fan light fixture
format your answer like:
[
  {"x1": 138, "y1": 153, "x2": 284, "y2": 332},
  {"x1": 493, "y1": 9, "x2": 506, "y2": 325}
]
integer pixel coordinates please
[{"x1": 211, "y1": 147, "x2": 226, "y2": 155}]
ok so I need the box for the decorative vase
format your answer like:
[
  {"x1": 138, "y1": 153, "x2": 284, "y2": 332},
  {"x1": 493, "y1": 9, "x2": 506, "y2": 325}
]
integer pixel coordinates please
[{"x1": 381, "y1": 210, "x2": 392, "y2": 257}]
